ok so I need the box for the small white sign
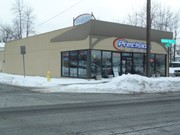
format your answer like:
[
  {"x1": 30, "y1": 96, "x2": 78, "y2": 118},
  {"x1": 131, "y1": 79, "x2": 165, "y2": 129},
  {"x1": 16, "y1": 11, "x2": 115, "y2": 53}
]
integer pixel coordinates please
[{"x1": 113, "y1": 67, "x2": 119, "y2": 77}]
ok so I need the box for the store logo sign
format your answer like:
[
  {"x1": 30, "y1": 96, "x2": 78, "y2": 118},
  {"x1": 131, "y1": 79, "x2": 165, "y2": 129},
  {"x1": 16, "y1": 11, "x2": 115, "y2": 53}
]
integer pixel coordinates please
[
  {"x1": 73, "y1": 13, "x2": 94, "y2": 26},
  {"x1": 113, "y1": 38, "x2": 147, "y2": 51}
]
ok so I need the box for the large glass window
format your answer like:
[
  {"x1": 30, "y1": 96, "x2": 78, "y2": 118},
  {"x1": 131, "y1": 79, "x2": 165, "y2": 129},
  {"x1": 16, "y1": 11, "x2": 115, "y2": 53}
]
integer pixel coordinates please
[
  {"x1": 62, "y1": 50, "x2": 167, "y2": 78},
  {"x1": 62, "y1": 50, "x2": 88, "y2": 78},
  {"x1": 62, "y1": 52, "x2": 69, "y2": 76},
  {"x1": 70, "y1": 51, "x2": 78, "y2": 77},
  {"x1": 102, "y1": 51, "x2": 112, "y2": 77},
  {"x1": 91, "y1": 50, "x2": 101, "y2": 78},
  {"x1": 155, "y1": 54, "x2": 166, "y2": 76},
  {"x1": 144, "y1": 54, "x2": 166, "y2": 77},
  {"x1": 78, "y1": 50, "x2": 87, "y2": 77},
  {"x1": 112, "y1": 52, "x2": 121, "y2": 76},
  {"x1": 133, "y1": 53, "x2": 144, "y2": 75}
]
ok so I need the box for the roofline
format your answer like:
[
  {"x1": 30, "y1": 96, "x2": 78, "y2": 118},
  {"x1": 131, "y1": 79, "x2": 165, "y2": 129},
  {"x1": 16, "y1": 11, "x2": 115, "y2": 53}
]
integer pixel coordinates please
[{"x1": 51, "y1": 20, "x2": 173, "y2": 43}]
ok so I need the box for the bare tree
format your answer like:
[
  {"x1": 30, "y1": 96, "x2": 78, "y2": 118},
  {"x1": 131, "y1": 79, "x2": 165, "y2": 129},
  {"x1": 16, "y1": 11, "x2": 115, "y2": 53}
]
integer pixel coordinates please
[
  {"x1": 127, "y1": 2, "x2": 179, "y2": 31},
  {"x1": 126, "y1": 2, "x2": 180, "y2": 61},
  {"x1": 0, "y1": 0, "x2": 36, "y2": 42},
  {"x1": 24, "y1": 6, "x2": 35, "y2": 37},
  {"x1": 0, "y1": 24, "x2": 14, "y2": 43},
  {"x1": 177, "y1": 45, "x2": 180, "y2": 55},
  {"x1": 12, "y1": 0, "x2": 25, "y2": 39},
  {"x1": 10, "y1": 0, "x2": 35, "y2": 40}
]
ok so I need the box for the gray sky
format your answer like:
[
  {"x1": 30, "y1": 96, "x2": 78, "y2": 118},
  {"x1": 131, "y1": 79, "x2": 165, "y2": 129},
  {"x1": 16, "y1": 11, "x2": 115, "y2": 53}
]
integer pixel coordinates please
[{"x1": 0, "y1": 0, "x2": 179, "y2": 34}]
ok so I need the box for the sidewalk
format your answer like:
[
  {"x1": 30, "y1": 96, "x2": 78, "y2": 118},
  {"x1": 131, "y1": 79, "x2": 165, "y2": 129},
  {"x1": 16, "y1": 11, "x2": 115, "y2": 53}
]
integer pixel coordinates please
[{"x1": 1, "y1": 83, "x2": 180, "y2": 109}]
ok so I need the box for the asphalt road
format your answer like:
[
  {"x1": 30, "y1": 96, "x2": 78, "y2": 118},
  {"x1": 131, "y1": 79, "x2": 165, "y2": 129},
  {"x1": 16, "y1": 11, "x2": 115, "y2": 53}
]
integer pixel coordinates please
[{"x1": 1, "y1": 83, "x2": 180, "y2": 135}]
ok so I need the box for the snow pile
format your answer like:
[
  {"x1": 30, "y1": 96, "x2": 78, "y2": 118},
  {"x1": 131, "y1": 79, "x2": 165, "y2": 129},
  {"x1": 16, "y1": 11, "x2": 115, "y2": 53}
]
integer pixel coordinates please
[
  {"x1": 0, "y1": 74, "x2": 50, "y2": 87},
  {"x1": 58, "y1": 74, "x2": 180, "y2": 94},
  {"x1": 0, "y1": 73, "x2": 108, "y2": 87},
  {"x1": 108, "y1": 74, "x2": 180, "y2": 93},
  {"x1": 0, "y1": 43, "x2": 5, "y2": 47},
  {"x1": 0, "y1": 73, "x2": 180, "y2": 94}
]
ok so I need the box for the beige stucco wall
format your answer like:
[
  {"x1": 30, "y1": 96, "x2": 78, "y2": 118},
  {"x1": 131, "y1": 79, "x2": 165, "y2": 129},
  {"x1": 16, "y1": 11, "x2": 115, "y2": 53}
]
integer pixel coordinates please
[
  {"x1": 3, "y1": 29, "x2": 169, "y2": 77},
  {"x1": 0, "y1": 51, "x2": 5, "y2": 72},
  {"x1": 47, "y1": 39, "x2": 89, "y2": 77},
  {"x1": 4, "y1": 27, "x2": 89, "y2": 77}
]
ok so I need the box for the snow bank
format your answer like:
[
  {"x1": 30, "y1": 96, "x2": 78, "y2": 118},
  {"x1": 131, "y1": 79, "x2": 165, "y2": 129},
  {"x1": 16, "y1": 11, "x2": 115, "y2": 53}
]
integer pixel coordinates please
[
  {"x1": 55, "y1": 74, "x2": 180, "y2": 94},
  {"x1": 0, "y1": 73, "x2": 180, "y2": 94}
]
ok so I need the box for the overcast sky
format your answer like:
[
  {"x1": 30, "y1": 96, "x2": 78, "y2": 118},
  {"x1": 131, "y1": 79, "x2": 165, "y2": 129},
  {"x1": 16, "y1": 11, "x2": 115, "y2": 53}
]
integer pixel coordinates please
[{"x1": 0, "y1": 0, "x2": 179, "y2": 34}]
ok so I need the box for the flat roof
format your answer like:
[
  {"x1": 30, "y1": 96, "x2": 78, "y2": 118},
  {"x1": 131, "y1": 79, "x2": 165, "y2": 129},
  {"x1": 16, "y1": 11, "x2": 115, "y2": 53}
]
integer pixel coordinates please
[{"x1": 51, "y1": 20, "x2": 173, "y2": 42}]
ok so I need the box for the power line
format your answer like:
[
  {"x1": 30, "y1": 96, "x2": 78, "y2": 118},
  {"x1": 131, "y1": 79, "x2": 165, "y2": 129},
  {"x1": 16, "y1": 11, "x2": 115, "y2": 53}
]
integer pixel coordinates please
[{"x1": 35, "y1": 0, "x2": 85, "y2": 29}]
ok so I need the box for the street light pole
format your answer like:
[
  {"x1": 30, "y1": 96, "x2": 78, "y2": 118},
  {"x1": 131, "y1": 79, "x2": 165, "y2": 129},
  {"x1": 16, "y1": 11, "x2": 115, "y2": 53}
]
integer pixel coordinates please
[{"x1": 146, "y1": 0, "x2": 151, "y2": 77}]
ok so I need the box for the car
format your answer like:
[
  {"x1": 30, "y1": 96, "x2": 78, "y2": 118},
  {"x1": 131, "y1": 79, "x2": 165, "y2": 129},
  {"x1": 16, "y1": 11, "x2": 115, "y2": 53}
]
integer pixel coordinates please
[{"x1": 169, "y1": 62, "x2": 180, "y2": 76}]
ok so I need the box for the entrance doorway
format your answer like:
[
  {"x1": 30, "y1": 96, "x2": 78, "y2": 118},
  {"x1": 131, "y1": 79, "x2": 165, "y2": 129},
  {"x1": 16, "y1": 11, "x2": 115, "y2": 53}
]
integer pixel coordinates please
[{"x1": 122, "y1": 57, "x2": 133, "y2": 74}]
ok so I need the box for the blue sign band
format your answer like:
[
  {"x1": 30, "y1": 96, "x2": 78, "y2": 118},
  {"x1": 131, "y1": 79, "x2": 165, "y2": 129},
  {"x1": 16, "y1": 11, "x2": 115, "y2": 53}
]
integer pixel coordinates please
[{"x1": 117, "y1": 40, "x2": 147, "y2": 49}]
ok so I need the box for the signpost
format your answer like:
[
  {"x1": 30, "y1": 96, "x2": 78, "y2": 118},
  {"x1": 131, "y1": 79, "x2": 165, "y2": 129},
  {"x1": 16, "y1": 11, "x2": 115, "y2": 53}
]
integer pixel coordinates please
[
  {"x1": 161, "y1": 39, "x2": 176, "y2": 69},
  {"x1": 161, "y1": 39, "x2": 176, "y2": 44},
  {"x1": 165, "y1": 44, "x2": 171, "y2": 47},
  {"x1": 20, "y1": 46, "x2": 26, "y2": 78},
  {"x1": 161, "y1": 39, "x2": 176, "y2": 48}
]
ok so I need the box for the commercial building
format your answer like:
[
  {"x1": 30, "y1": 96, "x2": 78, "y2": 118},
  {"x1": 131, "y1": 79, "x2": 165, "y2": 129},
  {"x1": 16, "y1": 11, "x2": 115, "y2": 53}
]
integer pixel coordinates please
[
  {"x1": 0, "y1": 20, "x2": 173, "y2": 78},
  {"x1": 0, "y1": 43, "x2": 5, "y2": 72}
]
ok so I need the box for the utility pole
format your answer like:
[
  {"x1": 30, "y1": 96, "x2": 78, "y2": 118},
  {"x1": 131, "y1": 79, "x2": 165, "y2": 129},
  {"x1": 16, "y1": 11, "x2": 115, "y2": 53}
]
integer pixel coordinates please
[
  {"x1": 20, "y1": 46, "x2": 26, "y2": 78},
  {"x1": 146, "y1": 0, "x2": 151, "y2": 77}
]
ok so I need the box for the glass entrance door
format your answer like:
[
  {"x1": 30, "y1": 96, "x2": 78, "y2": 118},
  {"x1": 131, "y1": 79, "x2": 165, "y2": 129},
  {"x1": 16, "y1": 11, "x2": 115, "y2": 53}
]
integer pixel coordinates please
[{"x1": 122, "y1": 57, "x2": 132, "y2": 74}]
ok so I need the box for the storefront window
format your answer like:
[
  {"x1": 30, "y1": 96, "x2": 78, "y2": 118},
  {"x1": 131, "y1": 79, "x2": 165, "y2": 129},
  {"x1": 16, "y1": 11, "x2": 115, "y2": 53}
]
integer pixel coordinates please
[
  {"x1": 133, "y1": 53, "x2": 144, "y2": 75},
  {"x1": 91, "y1": 50, "x2": 101, "y2": 78},
  {"x1": 78, "y1": 50, "x2": 87, "y2": 77},
  {"x1": 62, "y1": 52, "x2": 69, "y2": 76},
  {"x1": 155, "y1": 54, "x2": 166, "y2": 76},
  {"x1": 112, "y1": 52, "x2": 121, "y2": 76},
  {"x1": 102, "y1": 51, "x2": 112, "y2": 77},
  {"x1": 62, "y1": 50, "x2": 167, "y2": 78},
  {"x1": 122, "y1": 53, "x2": 133, "y2": 74},
  {"x1": 70, "y1": 51, "x2": 78, "y2": 77}
]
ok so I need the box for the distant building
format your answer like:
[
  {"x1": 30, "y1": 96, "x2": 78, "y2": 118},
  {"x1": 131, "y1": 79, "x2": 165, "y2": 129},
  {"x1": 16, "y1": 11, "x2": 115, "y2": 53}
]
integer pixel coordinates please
[{"x1": 0, "y1": 20, "x2": 173, "y2": 78}]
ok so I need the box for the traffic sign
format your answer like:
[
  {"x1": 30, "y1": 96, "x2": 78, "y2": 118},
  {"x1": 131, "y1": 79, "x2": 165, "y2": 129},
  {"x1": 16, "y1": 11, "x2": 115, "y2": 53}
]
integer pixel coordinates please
[
  {"x1": 165, "y1": 44, "x2": 171, "y2": 47},
  {"x1": 161, "y1": 39, "x2": 176, "y2": 44}
]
